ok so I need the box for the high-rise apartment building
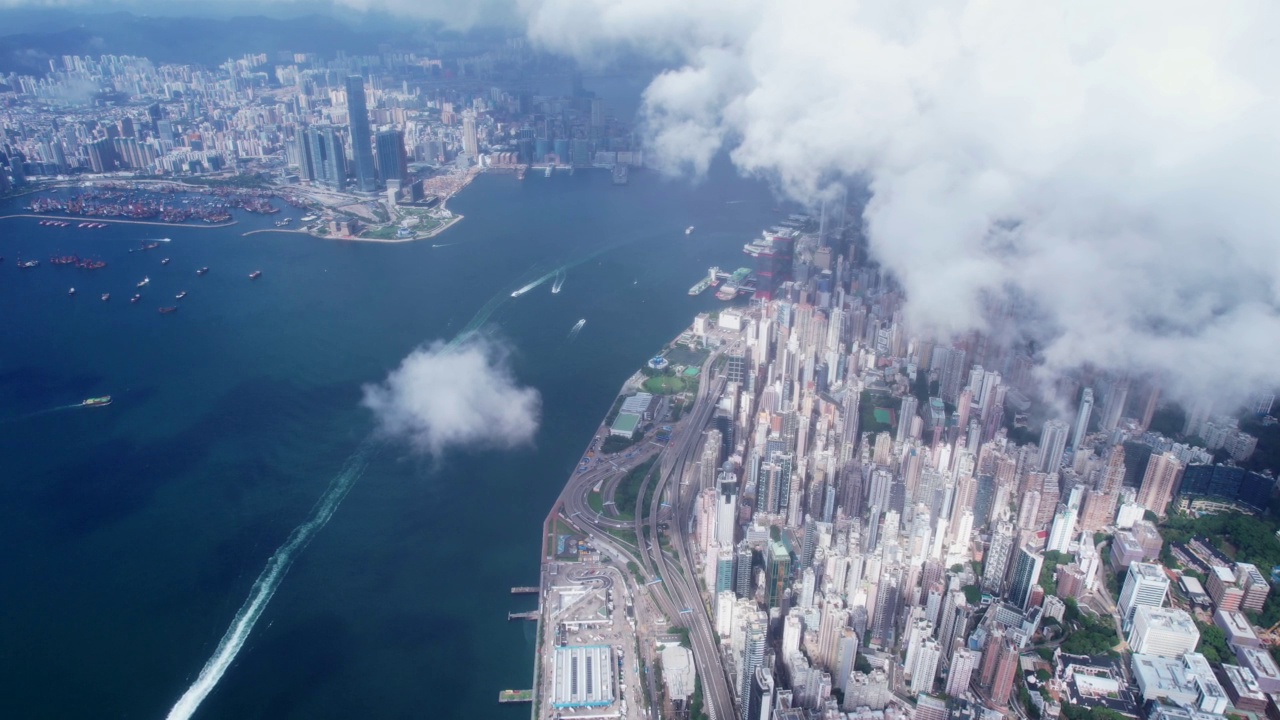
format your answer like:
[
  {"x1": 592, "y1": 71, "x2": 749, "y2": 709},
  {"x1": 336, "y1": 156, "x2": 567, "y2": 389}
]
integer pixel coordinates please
[
  {"x1": 1119, "y1": 562, "x2": 1170, "y2": 629},
  {"x1": 1137, "y1": 451, "x2": 1182, "y2": 517}
]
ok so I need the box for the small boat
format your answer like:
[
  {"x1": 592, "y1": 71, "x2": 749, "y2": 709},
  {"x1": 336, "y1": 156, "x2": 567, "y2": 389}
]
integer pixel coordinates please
[
  {"x1": 137, "y1": 276, "x2": 150, "y2": 288},
  {"x1": 82, "y1": 396, "x2": 112, "y2": 408},
  {"x1": 249, "y1": 270, "x2": 262, "y2": 280},
  {"x1": 196, "y1": 267, "x2": 209, "y2": 276},
  {"x1": 158, "y1": 306, "x2": 178, "y2": 314},
  {"x1": 101, "y1": 293, "x2": 110, "y2": 301},
  {"x1": 68, "y1": 287, "x2": 76, "y2": 296},
  {"x1": 130, "y1": 294, "x2": 141, "y2": 303},
  {"x1": 161, "y1": 258, "x2": 170, "y2": 265},
  {"x1": 685, "y1": 226, "x2": 694, "y2": 235},
  {"x1": 19, "y1": 260, "x2": 39, "y2": 269},
  {"x1": 175, "y1": 291, "x2": 187, "y2": 300}
]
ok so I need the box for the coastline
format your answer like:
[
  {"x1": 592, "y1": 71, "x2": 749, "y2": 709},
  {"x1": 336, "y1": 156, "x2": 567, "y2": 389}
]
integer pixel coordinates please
[
  {"x1": 238, "y1": 213, "x2": 463, "y2": 243},
  {"x1": 0, "y1": 213, "x2": 237, "y2": 229}
]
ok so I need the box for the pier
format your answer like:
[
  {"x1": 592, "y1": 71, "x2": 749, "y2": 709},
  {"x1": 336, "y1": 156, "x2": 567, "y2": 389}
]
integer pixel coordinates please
[
  {"x1": 508, "y1": 610, "x2": 540, "y2": 621},
  {"x1": 498, "y1": 689, "x2": 533, "y2": 703},
  {"x1": 510, "y1": 586, "x2": 539, "y2": 594}
]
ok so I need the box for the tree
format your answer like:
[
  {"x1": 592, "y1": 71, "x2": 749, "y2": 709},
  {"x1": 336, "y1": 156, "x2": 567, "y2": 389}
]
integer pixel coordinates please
[{"x1": 1196, "y1": 621, "x2": 1231, "y2": 664}]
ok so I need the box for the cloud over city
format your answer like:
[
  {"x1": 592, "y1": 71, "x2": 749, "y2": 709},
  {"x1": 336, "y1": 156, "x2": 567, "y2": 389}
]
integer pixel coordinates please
[
  {"x1": 362, "y1": 336, "x2": 541, "y2": 456},
  {"x1": 524, "y1": 0, "x2": 1280, "y2": 408}
]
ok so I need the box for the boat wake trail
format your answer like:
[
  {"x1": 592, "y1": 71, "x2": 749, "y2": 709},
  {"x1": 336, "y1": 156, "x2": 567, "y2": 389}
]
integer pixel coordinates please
[
  {"x1": 568, "y1": 318, "x2": 586, "y2": 341},
  {"x1": 1, "y1": 403, "x2": 87, "y2": 423},
  {"x1": 164, "y1": 443, "x2": 378, "y2": 720}
]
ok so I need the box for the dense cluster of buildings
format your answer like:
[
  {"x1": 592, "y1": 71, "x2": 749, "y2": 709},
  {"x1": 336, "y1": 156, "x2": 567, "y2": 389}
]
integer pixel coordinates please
[
  {"x1": 675, "y1": 209, "x2": 1279, "y2": 720},
  {"x1": 0, "y1": 49, "x2": 641, "y2": 196}
]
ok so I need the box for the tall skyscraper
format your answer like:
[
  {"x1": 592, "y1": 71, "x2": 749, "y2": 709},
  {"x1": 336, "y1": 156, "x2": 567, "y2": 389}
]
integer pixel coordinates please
[
  {"x1": 1118, "y1": 561, "x2": 1170, "y2": 629},
  {"x1": 946, "y1": 647, "x2": 980, "y2": 696},
  {"x1": 765, "y1": 540, "x2": 791, "y2": 609},
  {"x1": 982, "y1": 522, "x2": 1014, "y2": 593},
  {"x1": 462, "y1": 109, "x2": 479, "y2": 157},
  {"x1": 989, "y1": 639, "x2": 1020, "y2": 706},
  {"x1": 747, "y1": 665, "x2": 774, "y2": 720},
  {"x1": 739, "y1": 613, "x2": 768, "y2": 719},
  {"x1": 1039, "y1": 419, "x2": 1069, "y2": 473},
  {"x1": 344, "y1": 75, "x2": 377, "y2": 192},
  {"x1": 1008, "y1": 546, "x2": 1044, "y2": 609},
  {"x1": 1072, "y1": 388, "x2": 1094, "y2": 451},
  {"x1": 375, "y1": 129, "x2": 408, "y2": 186},
  {"x1": 1137, "y1": 451, "x2": 1182, "y2": 517}
]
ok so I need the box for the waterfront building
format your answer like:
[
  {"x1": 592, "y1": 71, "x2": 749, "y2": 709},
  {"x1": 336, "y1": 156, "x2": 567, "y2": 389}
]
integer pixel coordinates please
[
  {"x1": 344, "y1": 75, "x2": 377, "y2": 192},
  {"x1": 375, "y1": 129, "x2": 408, "y2": 186}
]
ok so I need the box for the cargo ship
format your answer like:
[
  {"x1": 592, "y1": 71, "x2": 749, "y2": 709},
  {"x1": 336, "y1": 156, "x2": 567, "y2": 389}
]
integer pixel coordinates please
[
  {"x1": 101, "y1": 293, "x2": 110, "y2": 301},
  {"x1": 175, "y1": 291, "x2": 187, "y2": 300},
  {"x1": 137, "y1": 276, "x2": 150, "y2": 287},
  {"x1": 19, "y1": 259, "x2": 39, "y2": 269},
  {"x1": 196, "y1": 267, "x2": 209, "y2": 276},
  {"x1": 688, "y1": 266, "x2": 720, "y2": 295},
  {"x1": 249, "y1": 270, "x2": 262, "y2": 280},
  {"x1": 82, "y1": 396, "x2": 112, "y2": 408},
  {"x1": 159, "y1": 306, "x2": 178, "y2": 314},
  {"x1": 685, "y1": 226, "x2": 694, "y2": 235}
]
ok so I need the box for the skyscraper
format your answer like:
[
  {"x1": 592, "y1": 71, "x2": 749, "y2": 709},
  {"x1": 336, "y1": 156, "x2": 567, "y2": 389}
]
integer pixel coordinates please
[
  {"x1": 739, "y1": 613, "x2": 768, "y2": 719},
  {"x1": 344, "y1": 75, "x2": 377, "y2": 192},
  {"x1": 1072, "y1": 388, "x2": 1094, "y2": 451},
  {"x1": 375, "y1": 129, "x2": 408, "y2": 186},
  {"x1": 982, "y1": 522, "x2": 1014, "y2": 594},
  {"x1": 1118, "y1": 561, "x2": 1170, "y2": 629},
  {"x1": 1039, "y1": 419, "x2": 1069, "y2": 473},
  {"x1": 1137, "y1": 451, "x2": 1182, "y2": 517},
  {"x1": 1008, "y1": 546, "x2": 1044, "y2": 609},
  {"x1": 946, "y1": 647, "x2": 980, "y2": 696},
  {"x1": 765, "y1": 540, "x2": 791, "y2": 609},
  {"x1": 462, "y1": 109, "x2": 479, "y2": 157}
]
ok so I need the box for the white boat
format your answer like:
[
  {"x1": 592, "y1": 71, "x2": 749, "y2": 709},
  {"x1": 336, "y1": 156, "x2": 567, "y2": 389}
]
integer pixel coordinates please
[
  {"x1": 551, "y1": 270, "x2": 566, "y2": 294},
  {"x1": 685, "y1": 226, "x2": 694, "y2": 235},
  {"x1": 568, "y1": 318, "x2": 586, "y2": 340}
]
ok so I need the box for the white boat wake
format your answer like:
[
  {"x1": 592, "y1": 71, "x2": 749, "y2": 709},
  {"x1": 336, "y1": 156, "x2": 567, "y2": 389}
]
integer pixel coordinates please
[
  {"x1": 551, "y1": 269, "x2": 566, "y2": 294},
  {"x1": 568, "y1": 318, "x2": 586, "y2": 341},
  {"x1": 164, "y1": 444, "x2": 377, "y2": 720}
]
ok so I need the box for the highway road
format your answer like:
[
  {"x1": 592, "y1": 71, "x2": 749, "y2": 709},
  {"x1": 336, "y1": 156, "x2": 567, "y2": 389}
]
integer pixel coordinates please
[{"x1": 553, "y1": 353, "x2": 737, "y2": 720}]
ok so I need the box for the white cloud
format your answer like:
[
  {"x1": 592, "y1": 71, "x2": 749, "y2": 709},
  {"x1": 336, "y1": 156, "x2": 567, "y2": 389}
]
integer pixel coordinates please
[
  {"x1": 362, "y1": 336, "x2": 541, "y2": 456},
  {"x1": 524, "y1": 0, "x2": 1280, "y2": 408}
]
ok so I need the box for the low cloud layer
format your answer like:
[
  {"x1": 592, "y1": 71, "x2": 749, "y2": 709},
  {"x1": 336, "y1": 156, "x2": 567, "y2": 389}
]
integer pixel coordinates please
[
  {"x1": 362, "y1": 337, "x2": 541, "y2": 456},
  {"x1": 525, "y1": 0, "x2": 1280, "y2": 409}
]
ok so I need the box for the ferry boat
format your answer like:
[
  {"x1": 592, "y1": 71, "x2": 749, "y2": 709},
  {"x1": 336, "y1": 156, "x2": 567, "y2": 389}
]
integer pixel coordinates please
[
  {"x1": 685, "y1": 226, "x2": 694, "y2": 235},
  {"x1": 175, "y1": 291, "x2": 187, "y2": 300},
  {"x1": 715, "y1": 284, "x2": 739, "y2": 301},
  {"x1": 159, "y1": 306, "x2": 178, "y2": 314},
  {"x1": 196, "y1": 267, "x2": 209, "y2": 276},
  {"x1": 249, "y1": 270, "x2": 262, "y2": 280},
  {"x1": 101, "y1": 293, "x2": 110, "y2": 301},
  {"x1": 137, "y1": 276, "x2": 150, "y2": 288},
  {"x1": 130, "y1": 294, "x2": 141, "y2": 303},
  {"x1": 82, "y1": 396, "x2": 112, "y2": 408}
]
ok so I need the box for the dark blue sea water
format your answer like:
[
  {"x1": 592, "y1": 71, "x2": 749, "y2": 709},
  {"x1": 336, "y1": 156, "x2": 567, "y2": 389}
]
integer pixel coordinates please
[{"x1": 0, "y1": 162, "x2": 778, "y2": 719}]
